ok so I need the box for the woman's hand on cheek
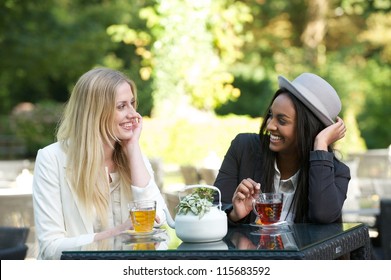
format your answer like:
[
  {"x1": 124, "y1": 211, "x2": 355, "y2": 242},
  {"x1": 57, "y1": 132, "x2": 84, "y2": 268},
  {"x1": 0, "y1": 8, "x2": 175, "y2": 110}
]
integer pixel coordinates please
[
  {"x1": 127, "y1": 113, "x2": 143, "y2": 144},
  {"x1": 314, "y1": 117, "x2": 346, "y2": 150},
  {"x1": 122, "y1": 113, "x2": 143, "y2": 153}
]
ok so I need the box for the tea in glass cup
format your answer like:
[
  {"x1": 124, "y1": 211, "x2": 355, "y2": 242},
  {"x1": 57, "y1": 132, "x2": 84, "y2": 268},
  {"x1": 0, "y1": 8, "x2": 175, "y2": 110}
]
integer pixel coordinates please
[
  {"x1": 128, "y1": 200, "x2": 156, "y2": 232},
  {"x1": 252, "y1": 193, "x2": 283, "y2": 225}
]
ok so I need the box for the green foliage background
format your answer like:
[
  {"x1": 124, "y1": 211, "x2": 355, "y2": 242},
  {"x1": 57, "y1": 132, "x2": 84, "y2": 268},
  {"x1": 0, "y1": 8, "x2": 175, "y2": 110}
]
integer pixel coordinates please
[
  {"x1": 1, "y1": 0, "x2": 390, "y2": 161},
  {"x1": 140, "y1": 115, "x2": 261, "y2": 165}
]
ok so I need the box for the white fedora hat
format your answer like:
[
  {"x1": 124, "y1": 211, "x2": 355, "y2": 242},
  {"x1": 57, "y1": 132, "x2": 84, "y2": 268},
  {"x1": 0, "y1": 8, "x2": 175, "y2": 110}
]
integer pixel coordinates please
[{"x1": 278, "y1": 73, "x2": 341, "y2": 126}]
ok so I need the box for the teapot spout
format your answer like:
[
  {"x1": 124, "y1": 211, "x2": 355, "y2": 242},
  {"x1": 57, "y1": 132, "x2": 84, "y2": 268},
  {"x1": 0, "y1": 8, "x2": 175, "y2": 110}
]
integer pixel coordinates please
[{"x1": 163, "y1": 207, "x2": 175, "y2": 229}]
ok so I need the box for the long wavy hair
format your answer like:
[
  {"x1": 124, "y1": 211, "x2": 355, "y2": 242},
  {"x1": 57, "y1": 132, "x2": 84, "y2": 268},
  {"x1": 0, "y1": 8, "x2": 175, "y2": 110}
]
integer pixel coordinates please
[
  {"x1": 56, "y1": 67, "x2": 137, "y2": 228},
  {"x1": 259, "y1": 89, "x2": 333, "y2": 222}
]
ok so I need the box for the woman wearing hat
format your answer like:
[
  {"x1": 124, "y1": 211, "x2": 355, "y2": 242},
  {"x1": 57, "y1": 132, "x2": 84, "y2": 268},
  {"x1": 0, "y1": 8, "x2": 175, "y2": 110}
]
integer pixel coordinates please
[{"x1": 214, "y1": 73, "x2": 350, "y2": 224}]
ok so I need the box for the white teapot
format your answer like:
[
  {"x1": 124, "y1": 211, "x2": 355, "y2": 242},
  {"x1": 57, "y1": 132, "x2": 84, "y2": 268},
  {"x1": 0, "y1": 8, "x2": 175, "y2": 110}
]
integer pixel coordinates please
[{"x1": 163, "y1": 185, "x2": 228, "y2": 243}]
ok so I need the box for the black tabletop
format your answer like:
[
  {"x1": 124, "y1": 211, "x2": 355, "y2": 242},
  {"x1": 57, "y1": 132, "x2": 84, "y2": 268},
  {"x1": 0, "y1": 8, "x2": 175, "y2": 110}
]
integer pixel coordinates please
[{"x1": 61, "y1": 222, "x2": 370, "y2": 260}]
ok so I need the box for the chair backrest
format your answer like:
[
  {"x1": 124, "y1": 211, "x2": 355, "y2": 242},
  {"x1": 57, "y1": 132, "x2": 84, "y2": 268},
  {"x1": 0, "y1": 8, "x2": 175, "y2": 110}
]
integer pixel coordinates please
[
  {"x1": 198, "y1": 168, "x2": 218, "y2": 186},
  {"x1": 0, "y1": 226, "x2": 29, "y2": 260},
  {"x1": 180, "y1": 165, "x2": 200, "y2": 185},
  {"x1": 149, "y1": 157, "x2": 164, "y2": 190},
  {"x1": 380, "y1": 199, "x2": 391, "y2": 260}
]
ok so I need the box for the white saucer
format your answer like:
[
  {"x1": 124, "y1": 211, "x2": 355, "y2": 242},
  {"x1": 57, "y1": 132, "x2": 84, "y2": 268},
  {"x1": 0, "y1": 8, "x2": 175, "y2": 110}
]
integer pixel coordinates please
[
  {"x1": 250, "y1": 221, "x2": 288, "y2": 228},
  {"x1": 121, "y1": 228, "x2": 166, "y2": 237}
]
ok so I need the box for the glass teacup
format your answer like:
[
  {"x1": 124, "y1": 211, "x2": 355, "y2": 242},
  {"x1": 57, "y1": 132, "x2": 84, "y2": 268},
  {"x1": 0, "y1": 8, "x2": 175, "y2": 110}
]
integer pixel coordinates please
[
  {"x1": 252, "y1": 193, "x2": 283, "y2": 225},
  {"x1": 128, "y1": 200, "x2": 156, "y2": 233}
]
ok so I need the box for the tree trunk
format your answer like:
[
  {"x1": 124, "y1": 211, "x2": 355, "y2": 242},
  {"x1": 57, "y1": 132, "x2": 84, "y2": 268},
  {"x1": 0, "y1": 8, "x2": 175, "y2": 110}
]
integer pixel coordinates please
[{"x1": 301, "y1": 0, "x2": 328, "y2": 66}]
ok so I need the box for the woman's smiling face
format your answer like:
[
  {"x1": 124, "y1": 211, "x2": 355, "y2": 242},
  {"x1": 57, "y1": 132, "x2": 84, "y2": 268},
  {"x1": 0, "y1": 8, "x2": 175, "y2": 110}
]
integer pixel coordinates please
[
  {"x1": 113, "y1": 82, "x2": 138, "y2": 141},
  {"x1": 266, "y1": 93, "x2": 298, "y2": 155}
]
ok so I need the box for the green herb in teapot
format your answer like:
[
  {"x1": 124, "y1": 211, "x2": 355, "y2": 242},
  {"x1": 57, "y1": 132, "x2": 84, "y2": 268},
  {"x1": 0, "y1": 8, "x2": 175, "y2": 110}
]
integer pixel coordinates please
[{"x1": 176, "y1": 187, "x2": 216, "y2": 218}]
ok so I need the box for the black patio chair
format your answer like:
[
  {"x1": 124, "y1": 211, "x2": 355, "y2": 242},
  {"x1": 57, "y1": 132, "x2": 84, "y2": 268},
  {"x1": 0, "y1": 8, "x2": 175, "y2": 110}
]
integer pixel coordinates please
[
  {"x1": 0, "y1": 226, "x2": 29, "y2": 260},
  {"x1": 380, "y1": 199, "x2": 391, "y2": 260}
]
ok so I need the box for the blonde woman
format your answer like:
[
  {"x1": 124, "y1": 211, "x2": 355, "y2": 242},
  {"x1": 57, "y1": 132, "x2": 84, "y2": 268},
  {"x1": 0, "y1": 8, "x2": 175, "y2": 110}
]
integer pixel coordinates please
[{"x1": 32, "y1": 67, "x2": 167, "y2": 259}]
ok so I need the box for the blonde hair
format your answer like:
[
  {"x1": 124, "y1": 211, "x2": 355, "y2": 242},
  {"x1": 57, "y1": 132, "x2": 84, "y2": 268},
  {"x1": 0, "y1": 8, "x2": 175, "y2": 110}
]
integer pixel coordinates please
[{"x1": 57, "y1": 67, "x2": 137, "y2": 228}]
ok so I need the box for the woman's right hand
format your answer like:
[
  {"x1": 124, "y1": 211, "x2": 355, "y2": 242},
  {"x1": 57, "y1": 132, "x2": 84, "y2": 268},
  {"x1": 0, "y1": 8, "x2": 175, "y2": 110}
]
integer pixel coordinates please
[
  {"x1": 94, "y1": 218, "x2": 134, "y2": 242},
  {"x1": 116, "y1": 218, "x2": 134, "y2": 234},
  {"x1": 229, "y1": 178, "x2": 260, "y2": 222}
]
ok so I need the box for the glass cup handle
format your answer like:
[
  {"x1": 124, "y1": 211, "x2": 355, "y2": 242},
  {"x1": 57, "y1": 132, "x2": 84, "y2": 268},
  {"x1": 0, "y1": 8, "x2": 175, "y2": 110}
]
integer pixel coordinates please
[{"x1": 252, "y1": 199, "x2": 259, "y2": 217}]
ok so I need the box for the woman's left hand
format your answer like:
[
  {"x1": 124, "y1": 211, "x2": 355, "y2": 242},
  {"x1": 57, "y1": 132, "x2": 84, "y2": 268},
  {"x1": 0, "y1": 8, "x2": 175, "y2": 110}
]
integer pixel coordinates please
[{"x1": 314, "y1": 116, "x2": 346, "y2": 150}]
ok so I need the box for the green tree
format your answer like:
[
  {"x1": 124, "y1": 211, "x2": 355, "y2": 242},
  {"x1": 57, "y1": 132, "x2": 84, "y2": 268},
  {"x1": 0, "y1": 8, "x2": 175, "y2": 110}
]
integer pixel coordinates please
[
  {"x1": 108, "y1": 0, "x2": 252, "y2": 117},
  {"x1": 1, "y1": 0, "x2": 390, "y2": 151},
  {"x1": 357, "y1": 60, "x2": 391, "y2": 148},
  {"x1": 0, "y1": 0, "x2": 145, "y2": 114}
]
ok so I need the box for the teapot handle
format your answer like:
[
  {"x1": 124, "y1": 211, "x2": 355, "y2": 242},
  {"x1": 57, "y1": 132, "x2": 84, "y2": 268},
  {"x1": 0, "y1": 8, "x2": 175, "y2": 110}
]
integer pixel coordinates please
[{"x1": 181, "y1": 184, "x2": 223, "y2": 211}]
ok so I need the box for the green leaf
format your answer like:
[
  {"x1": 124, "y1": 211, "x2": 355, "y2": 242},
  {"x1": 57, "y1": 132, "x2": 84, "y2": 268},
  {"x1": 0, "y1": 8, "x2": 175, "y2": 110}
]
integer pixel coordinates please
[{"x1": 176, "y1": 187, "x2": 217, "y2": 217}]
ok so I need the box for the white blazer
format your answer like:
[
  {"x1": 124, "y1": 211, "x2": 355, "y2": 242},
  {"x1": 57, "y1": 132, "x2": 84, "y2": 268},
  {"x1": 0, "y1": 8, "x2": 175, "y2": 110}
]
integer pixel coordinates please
[{"x1": 32, "y1": 142, "x2": 167, "y2": 260}]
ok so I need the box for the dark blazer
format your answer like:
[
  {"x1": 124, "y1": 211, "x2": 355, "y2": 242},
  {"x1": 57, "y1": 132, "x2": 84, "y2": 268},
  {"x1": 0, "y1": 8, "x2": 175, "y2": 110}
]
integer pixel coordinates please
[{"x1": 214, "y1": 133, "x2": 351, "y2": 224}]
